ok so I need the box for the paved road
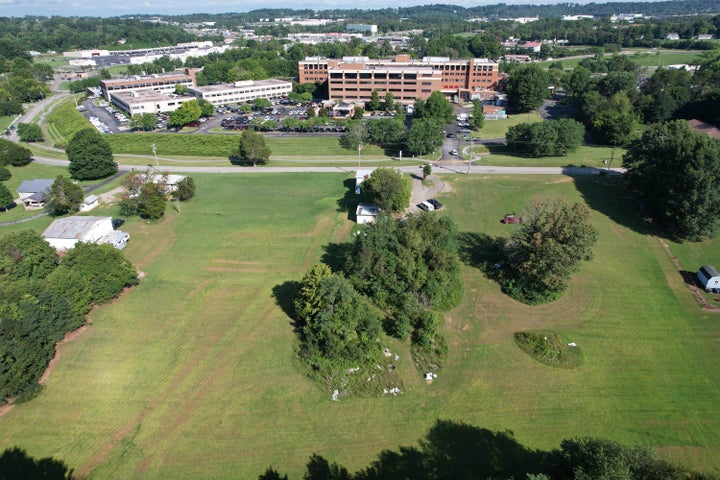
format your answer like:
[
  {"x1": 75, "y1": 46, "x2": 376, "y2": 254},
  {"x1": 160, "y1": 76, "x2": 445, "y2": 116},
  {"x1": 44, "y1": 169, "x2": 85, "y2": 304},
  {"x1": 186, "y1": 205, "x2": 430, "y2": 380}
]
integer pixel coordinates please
[{"x1": 27, "y1": 153, "x2": 624, "y2": 176}]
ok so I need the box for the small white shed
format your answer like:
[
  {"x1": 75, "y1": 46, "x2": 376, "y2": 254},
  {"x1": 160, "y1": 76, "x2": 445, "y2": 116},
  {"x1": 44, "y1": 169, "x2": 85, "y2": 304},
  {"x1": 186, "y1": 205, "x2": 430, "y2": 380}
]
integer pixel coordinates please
[
  {"x1": 697, "y1": 265, "x2": 720, "y2": 292},
  {"x1": 355, "y1": 169, "x2": 375, "y2": 195},
  {"x1": 42, "y1": 216, "x2": 115, "y2": 250},
  {"x1": 79, "y1": 194, "x2": 100, "y2": 212},
  {"x1": 356, "y1": 203, "x2": 380, "y2": 224}
]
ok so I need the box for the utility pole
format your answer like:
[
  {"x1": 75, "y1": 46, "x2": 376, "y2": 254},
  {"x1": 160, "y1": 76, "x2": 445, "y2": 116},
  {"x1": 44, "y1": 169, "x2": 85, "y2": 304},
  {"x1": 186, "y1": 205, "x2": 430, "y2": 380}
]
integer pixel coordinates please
[
  {"x1": 468, "y1": 136, "x2": 473, "y2": 175},
  {"x1": 151, "y1": 143, "x2": 159, "y2": 168}
]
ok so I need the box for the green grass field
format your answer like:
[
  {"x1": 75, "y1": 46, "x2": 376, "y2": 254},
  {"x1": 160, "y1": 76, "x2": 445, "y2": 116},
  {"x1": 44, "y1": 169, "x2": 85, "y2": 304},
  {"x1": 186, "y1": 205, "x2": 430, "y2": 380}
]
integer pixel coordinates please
[
  {"x1": 476, "y1": 112, "x2": 543, "y2": 139},
  {"x1": 1, "y1": 115, "x2": 16, "y2": 132},
  {"x1": 470, "y1": 144, "x2": 624, "y2": 168},
  {"x1": 549, "y1": 49, "x2": 704, "y2": 70},
  {"x1": 0, "y1": 172, "x2": 719, "y2": 478}
]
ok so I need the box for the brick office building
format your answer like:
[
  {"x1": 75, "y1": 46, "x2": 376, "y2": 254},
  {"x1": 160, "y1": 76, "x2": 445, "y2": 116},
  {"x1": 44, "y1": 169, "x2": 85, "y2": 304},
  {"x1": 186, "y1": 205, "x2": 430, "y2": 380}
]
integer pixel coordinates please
[{"x1": 298, "y1": 55, "x2": 500, "y2": 104}]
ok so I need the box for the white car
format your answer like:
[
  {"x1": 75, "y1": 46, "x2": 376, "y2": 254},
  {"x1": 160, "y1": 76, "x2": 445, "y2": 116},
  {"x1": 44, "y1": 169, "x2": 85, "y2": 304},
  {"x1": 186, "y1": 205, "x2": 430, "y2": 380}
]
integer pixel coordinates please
[
  {"x1": 417, "y1": 201, "x2": 435, "y2": 212},
  {"x1": 450, "y1": 149, "x2": 458, "y2": 155}
]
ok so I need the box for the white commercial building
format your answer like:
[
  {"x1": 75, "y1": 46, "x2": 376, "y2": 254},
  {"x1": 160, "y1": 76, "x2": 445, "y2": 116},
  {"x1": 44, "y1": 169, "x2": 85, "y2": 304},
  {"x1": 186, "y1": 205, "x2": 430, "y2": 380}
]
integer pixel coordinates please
[
  {"x1": 110, "y1": 90, "x2": 195, "y2": 115},
  {"x1": 189, "y1": 79, "x2": 292, "y2": 106},
  {"x1": 347, "y1": 24, "x2": 377, "y2": 34},
  {"x1": 42, "y1": 216, "x2": 129, "y2": 251}
]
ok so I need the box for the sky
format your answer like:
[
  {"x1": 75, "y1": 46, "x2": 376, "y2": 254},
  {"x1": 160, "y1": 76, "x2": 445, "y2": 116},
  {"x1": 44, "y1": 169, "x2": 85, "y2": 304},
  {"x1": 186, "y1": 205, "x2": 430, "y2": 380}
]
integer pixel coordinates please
[{"x1": 1, "y1": 0, "x2": 655, "y2": 19}]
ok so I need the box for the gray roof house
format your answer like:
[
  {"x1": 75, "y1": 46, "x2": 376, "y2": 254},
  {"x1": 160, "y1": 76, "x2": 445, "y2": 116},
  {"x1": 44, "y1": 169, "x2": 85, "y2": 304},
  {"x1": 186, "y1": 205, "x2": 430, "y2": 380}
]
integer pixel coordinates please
[{"x1": 17, "y1": 178, "x2": 54, "y2": 209}]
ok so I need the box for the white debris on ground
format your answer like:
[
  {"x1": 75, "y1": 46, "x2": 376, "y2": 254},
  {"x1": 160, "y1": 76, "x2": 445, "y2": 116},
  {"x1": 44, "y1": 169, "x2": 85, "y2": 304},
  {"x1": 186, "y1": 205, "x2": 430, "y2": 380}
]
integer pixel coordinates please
[
  {"x1": 425, "y1": 372, "x2": 438, "y2": 384},
  {"x1": 346, "y1": 367, "x2": 360, "y2": 374},
  {"x1": 383, "y1": 348, "x2": 392, "y2": 357},
  {"x1": 383, "y1": 387, "x2": 402, "y2": 396},
  {"x1": 568, "y1": 342, "x2": 577, "y2": 347},
  {"x1": 331, "y1": 389, "x2": 340, "y2": 401}
]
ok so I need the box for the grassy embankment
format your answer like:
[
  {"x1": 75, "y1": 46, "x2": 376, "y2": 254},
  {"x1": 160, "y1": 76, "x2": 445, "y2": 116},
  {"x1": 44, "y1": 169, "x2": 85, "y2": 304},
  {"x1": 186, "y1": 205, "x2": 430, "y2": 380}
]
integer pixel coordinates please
[{"x1": 0, "y1": 173, "x2": 718, "y2": 478}]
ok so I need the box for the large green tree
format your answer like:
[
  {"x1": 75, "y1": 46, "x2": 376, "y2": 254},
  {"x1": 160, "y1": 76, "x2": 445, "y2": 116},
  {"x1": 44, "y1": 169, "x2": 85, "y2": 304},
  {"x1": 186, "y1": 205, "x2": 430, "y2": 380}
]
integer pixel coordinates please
[
  {"x1": 368, "y1": 89, "x2": 381, "y2": 111},
  {"x1": 46, "y1": 175, "x2": 84, "y2": 216},
  {"x1": 406, "y1": 118, "x2": 445, "y2": 156},
  {"x1": 0, "y1": 139, "x2": 32, "y2": 167},
  {"x1": 587, "y1": 92, "x2": 637, "y2": 146},
  {"x1": 470, "y1": 100, "x2": 485, "y2": 131},
  {"x1": 168, "y1": 99, "x2": 202, "y2": 127},
  {"x1": 414, "y1": 91, "x2": 454, "y2": 125},
  {"x1": 130, "y1": 113, "x2": 157, "y2": 131},
  {"x1": 0, "y1": 182, "x2": 13, "y2": 208},
  {"x1": 138, "y1": 182, "x2": 167, "y2": 220},
  {"x1": 507, "y1": 119, "x2": 584, "y2": 157},
  {"x1": 235, "y1": 129, "x2": 271, "y2": 166},
  {"x1": 637, "y1": 68, "x2": 693, "y2": 124},
  {"x1": 623, "y1": 120, "x2": 720, "y2": 240},
  {"x1": 0, "y1": 229, "x2": 57, "y2": 280},
  {"x1": 294, "y1": 264, "x2": 381, "y2": 363},
  {"x1": 66, "y1": 128, "x2": 117, "y2": 181},
  {"x1": 366, "y1": 118, "x2": 406, "y2": 147},
  {"x1": 504, "y1": 196, "x2": 598, "y2": 304},
  {"x1": 361, "y1": 167, "x2": 411, "y2": 213},
  {"x1": 17, "y1": 122, "x2": 43, "y2": 142},
  {"x1": 505, "y1": 64, "x2": 549, "y2": 113}
]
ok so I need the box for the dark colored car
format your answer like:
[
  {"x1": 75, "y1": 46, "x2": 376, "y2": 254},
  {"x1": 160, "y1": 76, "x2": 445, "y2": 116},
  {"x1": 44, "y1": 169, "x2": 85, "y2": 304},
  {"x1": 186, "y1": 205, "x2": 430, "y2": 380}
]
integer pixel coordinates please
[{"x1": 427, "y1": 199, "x2": 443, "y2": 209}]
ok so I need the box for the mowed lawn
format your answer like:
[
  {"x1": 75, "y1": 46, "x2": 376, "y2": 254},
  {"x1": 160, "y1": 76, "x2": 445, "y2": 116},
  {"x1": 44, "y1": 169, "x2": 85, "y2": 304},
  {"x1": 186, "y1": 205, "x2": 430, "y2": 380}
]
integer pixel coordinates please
[{"x1": 0, "y1": 173, "x2": 719, "y2": 478}]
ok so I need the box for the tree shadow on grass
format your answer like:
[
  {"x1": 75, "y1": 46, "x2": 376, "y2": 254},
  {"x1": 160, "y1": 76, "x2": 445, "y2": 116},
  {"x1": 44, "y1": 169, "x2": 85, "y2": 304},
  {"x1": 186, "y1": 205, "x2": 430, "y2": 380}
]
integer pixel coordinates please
[
  {"x1": 288, "y1": 420, "x2": 552, "y2": 479},
  {"x1": 321, "y1": 241, "x2": 354, "y2": 274},
  {"x1": 272, "y1": 280, "x2": 301, "y2": 332},
  {"x1": 457, "y1": 231, "x2": 507, "y2": 276},
  {"x1": 571, "y1": 174, "x2": 654, "y2": 237},
  {"x1": 337, "y1": 178, "x2": 359, "y2": 221}
]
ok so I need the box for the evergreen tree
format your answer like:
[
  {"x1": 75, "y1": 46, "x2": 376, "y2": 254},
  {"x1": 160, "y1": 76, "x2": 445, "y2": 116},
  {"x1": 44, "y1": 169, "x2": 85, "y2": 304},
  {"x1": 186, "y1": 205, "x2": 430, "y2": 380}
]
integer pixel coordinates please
[
  {"x1": 66, "y1": 128, "x2": 117, "y2": 181},
  {"x1": 46, "y1": 175, "x2": 84, "y2": 216},
  {"x1": 0, "y1": 182, "x2": 13, "y2": 208},
  {"x1": 138, "y1": 182, "x2": 166, "y2": 220}
]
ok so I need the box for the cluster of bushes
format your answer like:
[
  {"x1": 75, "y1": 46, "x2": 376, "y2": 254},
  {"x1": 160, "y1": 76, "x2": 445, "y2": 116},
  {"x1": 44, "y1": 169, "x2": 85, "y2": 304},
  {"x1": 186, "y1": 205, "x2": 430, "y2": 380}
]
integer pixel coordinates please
[
  {"x1": 0, "y1": 231, "x2": 138, "y2": 402},
  {"x1": 292, "y1": 211, "x2": 463, "y2": 394},
  {"x1": 119, "y1": 172, "x2": 196, "y2": 220},
  {"x1": 66, "y1": 77, "x2": 101, "y2": 93},
  {"x1": 514, "y1": 330, "x2": 582, "y2": 368}
]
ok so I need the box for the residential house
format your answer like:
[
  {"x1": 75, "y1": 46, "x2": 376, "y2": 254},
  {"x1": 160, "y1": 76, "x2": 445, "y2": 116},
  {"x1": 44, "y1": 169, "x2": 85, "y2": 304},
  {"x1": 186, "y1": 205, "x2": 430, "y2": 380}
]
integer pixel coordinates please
[{"x1": 16, "y1": 178, "x2": 54, "y2": 209}]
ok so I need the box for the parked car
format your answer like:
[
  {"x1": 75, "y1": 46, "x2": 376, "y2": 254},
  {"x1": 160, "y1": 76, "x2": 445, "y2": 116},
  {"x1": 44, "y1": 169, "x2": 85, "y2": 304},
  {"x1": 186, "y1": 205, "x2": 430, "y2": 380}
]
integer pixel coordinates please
[
  {"x1": 502, "y1": 214, "x2": 522, "y2": 224},
  {"x1": 450, "y1": 149, "x2": 458, "y2": 155},
  {"x1": 427, "y1": 199, "x2": 443, "y2": 210},
  {"x1": 417, "y1": 201, "x2": 435, "y2": 212}
]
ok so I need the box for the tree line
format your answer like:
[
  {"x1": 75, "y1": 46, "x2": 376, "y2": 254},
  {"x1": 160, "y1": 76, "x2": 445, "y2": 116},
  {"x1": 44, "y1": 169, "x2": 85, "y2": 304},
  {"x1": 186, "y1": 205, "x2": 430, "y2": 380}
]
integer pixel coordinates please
[{"x1": 0, "y1": 231, "x2": 138, "y2": 402}]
